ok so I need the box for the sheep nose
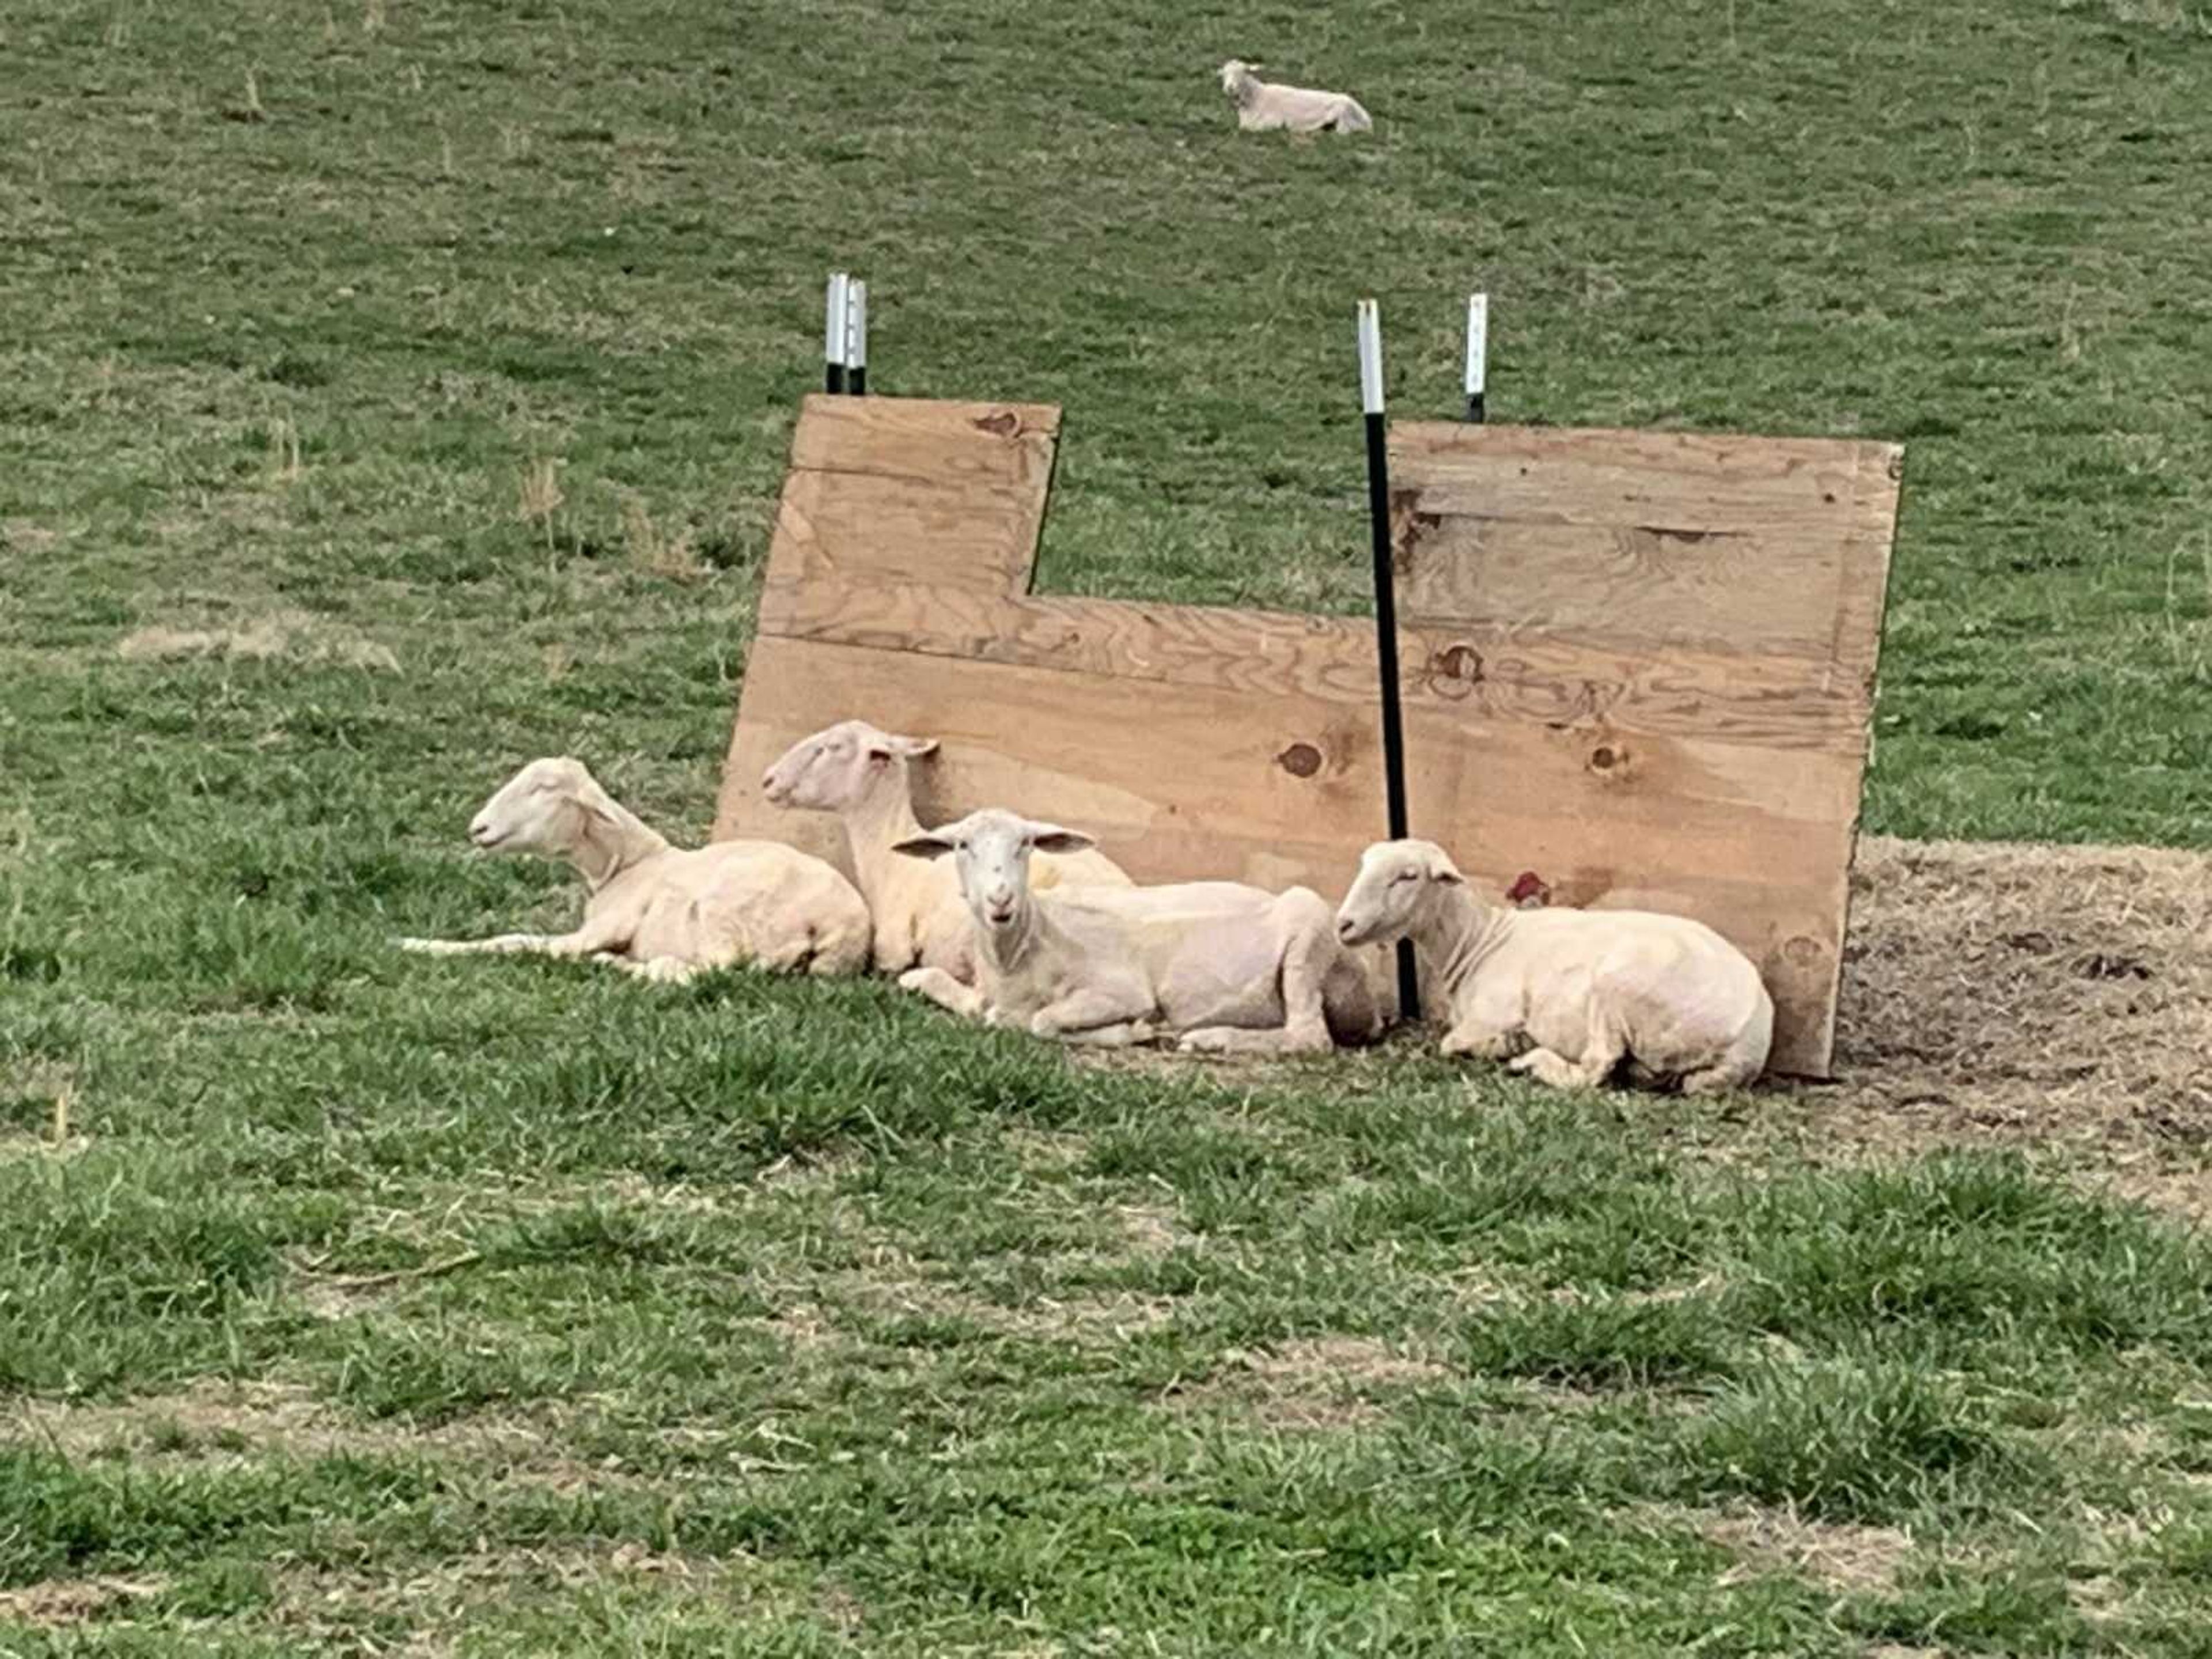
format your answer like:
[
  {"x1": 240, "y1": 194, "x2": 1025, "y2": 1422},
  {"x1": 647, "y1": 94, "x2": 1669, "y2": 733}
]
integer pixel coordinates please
[{"x1": 1336, "y1": 916, "x2": 1357, "y2": 941}]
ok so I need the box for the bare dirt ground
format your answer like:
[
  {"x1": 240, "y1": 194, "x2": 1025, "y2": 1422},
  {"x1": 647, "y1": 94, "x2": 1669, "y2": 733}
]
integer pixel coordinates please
[{"x1": 1792, "y1": 835, "x2": 2211, "y2": 1207}]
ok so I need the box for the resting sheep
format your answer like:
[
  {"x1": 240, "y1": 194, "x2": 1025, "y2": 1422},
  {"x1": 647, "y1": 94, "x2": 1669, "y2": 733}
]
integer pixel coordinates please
[
  {"x1": 892, "y1": 808, "x2": 1380, "y2": 1054},
  {"x1": 398, "y1": 756, "x2": 870, "y2": 981},
  {"x1": 759, "y1": 719, "x2": 1131, "y2": 977},
  {"x1": 1219, "y1": 59, "x2": 1372, "y2": 134},
  {"x1": 1335, "y1": 839, "x2": 1772, "y2": 1092}
]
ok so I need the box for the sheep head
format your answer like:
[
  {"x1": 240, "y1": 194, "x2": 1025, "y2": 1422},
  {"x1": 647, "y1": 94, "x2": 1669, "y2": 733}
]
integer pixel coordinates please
[
  {"x1": 892, "y1": 808, "x2": 1094, "y2": 937},
  {"x1": 1335, "y1": 838, "x2": 1464, "y2": 948},
  {"x1": 468, "y1": 757, "x2": 604, "y2": 859},
  {"x1": 1219, "y1": 59, "x2": 1259, "y2": 100},
  {"x1": 760, "y1": 719, "x2": 938, "y2": 813}
]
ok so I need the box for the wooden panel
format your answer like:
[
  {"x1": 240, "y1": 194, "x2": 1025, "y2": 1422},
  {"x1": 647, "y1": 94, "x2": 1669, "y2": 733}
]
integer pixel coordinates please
[
  {"x1": 1389, "y1": 422, "x2": 1902, "y2": 687},
  {"x1": 715, "y1": 634, "x2": 1855, "y2": 1075},
  {"x1": 718, "y1": 398, "x2": 1904, "y2": 1079},
  {"x1": 760, "y1": 574, "x2": 1873, "y2": 753},
  {"x1": 757, "y1": 395, "x2": 1058, "y2": 601}
]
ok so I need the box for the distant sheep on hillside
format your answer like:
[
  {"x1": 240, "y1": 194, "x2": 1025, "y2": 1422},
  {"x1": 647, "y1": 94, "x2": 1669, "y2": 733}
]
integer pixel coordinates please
[{"x1": 1219, "y1": 60, "x2": 1372, "y2": 134}]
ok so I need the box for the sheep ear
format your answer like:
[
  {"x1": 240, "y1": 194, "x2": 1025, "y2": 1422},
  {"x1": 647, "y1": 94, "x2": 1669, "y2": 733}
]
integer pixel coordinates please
[
  {"x1": 1028, "y1": 827, "x2": 1096, "y2": 855},
  {"x1": 887, "y1": 736, "x2": 939, "y2": 759},
  {"x1": 1426, "y1": 855, "x2": 1463, "y2": 885},
  {"x1": 892, "y1": 833, "x2": 957, "y2": 861}
]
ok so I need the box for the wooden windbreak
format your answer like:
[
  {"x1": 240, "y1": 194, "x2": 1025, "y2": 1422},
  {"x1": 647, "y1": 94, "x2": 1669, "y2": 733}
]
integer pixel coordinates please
[{"x1": 716, "y1": 395, "x2": 1903, "y2": 1077}]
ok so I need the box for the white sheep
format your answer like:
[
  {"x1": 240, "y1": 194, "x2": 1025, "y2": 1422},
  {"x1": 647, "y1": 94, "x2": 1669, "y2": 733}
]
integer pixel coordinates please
[
  {"x1": 891, "y1": 808, "x2": 1380, "y2": 1054},
  {"x1": 1334, "y1": 839, "x2": 1772, "y2": 1092},
  {"x1": 1219, "y1": 59, "x2": 1372, "y2": 134},
  {"x1": 759, "y1": 719, "x2": 1131, "y2": 977},
  {"x1": 397, "y1": 756, "x2": 870, "y2": 981}
]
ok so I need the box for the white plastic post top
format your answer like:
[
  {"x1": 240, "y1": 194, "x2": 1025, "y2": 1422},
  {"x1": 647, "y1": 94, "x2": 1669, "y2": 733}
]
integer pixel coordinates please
[
  {"x1": 846, "y1": 279, "x2": 868, "y2": 370},
  {"x1": 1357, "y1": 299, "x2": 1384, "y2": 415},
  {"x1": 1465, "y1": 293, "x2": 1488, "y2": 397},
  {"x1": 824, "y1": 271, "x2": 849, "y2": 365}
]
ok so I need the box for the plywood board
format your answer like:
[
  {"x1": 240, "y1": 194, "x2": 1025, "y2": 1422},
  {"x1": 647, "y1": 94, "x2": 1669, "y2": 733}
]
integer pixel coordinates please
[{"x1": 717, "y1": 395, "x2": 1903, "y2": 1078}]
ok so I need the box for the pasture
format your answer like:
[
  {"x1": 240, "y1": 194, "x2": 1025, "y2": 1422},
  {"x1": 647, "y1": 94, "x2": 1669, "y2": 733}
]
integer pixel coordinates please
[{"x1": 3, "y1": 0, "x2": 2211, "y2": 1652}]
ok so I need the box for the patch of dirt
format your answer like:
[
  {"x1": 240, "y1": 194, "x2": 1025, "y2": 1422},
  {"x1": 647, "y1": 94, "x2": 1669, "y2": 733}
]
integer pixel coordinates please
[
  {"x1": 5, "y1": 1381, "x2": 619, "y2": 1495},
  {"x1": 1639, "y1": 1501, "x2": 1916, "y2": 1593},
  {"x1": 1791, "y1": 836, "x2": 2212, "y2": 1183},
  {"x1": 1113, "y1": 1202, "x2": 1194, "y2": 1256},
  {"x1": 115, "y1": 609, "x2": 399, "y2": 672},
  {"x1": 1166, "y1": 1336, "x2": 1450, "y2": 1431},
  {"x1": 820, "y1": 1270, "x2": 1179, "y2": 1347},
  {"x1": 0, "y1": 1575, "x2": 168, "y2": 1626}
]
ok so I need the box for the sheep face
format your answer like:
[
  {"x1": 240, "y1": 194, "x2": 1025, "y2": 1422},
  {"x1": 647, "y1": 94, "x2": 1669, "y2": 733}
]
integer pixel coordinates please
[
  {"x1": 1219, "y1": 59, "x2": 1257, "y2": 100},
  {"x1": 1335, "y1": 839, "x2": 1464, "y2": 947},
  {"x1": 892, "y1": 809, "x2": 1094, "y2": 938},
  {"x1": 760, "y1": 719, "x2": 938, "y2": 813},
  {"x1": 468, "y1": 757, "x2": 596, "y2": 858}
]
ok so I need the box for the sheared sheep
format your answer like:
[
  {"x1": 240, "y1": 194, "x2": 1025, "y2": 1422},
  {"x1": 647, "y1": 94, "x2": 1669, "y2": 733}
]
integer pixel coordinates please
[
  {"x1": 1218, "y1": 59, "x2": 1372, "y2": 134},
  {"x1": 891, "y1": 808, "x2": 1379, "y2": 1054},
  {"x1": 397, "y1": 756, "x2": 870, "y2": 981},
  {"x1": 1334, "y1": 839, "x2": 1772, "y2": 1092},
  {"x1": 759, "y1": 719, "x2": 1131, "y2": 977}
]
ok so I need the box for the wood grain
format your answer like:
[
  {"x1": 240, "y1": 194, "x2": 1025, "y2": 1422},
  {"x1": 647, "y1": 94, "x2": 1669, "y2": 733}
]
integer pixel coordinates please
[
  {"x1": 1389, "y1": 421, "x2": 1902, "y2": 688},
  {"x1": 757, "y1": 394, "x2": 1058, "y2": 603},
  {"x1": 760, "y1": 574, "x2": 1874, "y2": 752}
]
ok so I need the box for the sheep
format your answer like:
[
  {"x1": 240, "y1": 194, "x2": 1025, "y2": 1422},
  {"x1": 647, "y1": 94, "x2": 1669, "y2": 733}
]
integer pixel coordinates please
[
  {"x1": 1218, "y1": 59, "x2": 1372, "y2": 134},
  {"x1": 759, "y1": 719, "x2": 1131, "y2": 978},
  {"x1": 1334, "y1": 839, "x2": 1773, "y2": 1093},
  {"x1": 397, "y1": 756, "x2": 870, "y2": 982},
  {"x1": 891, "y1": 808, "x2": 1380, "y2": 1054}
]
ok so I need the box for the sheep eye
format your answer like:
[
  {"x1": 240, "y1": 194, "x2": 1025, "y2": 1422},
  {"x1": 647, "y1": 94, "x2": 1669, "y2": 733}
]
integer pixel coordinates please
[{"x1": 1393, "y1": 872, "x2": 1417, "y2": 885}]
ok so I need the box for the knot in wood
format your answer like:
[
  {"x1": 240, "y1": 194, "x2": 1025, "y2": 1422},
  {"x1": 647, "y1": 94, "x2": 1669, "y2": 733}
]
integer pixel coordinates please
[
  {"x1": 1429, "y1": 643, "x2": 1484, "y2": 699},
  {"x1": 1277, "y1": 741, "x2": 1324, "y2": 779},
  {"x1": 972, "y1": 411, "x2": 1019, "y2": 437},
  {"x1": 1587, "y1": 743, "x2": 1628, "y2": 777}
]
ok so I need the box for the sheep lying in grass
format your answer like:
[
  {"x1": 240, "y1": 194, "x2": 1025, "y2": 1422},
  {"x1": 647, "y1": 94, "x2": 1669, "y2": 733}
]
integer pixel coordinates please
[
  {"x1": 1219, "y1": 59, "x2": 1372, "y2": 134},
  {"x1": 892, "y1": 808, "x2": 1380, "y2": 1054},
  {"x1": 1335, "y1": 839, "x2": 1772, "y2": 1092},
  {"x1": 398, "y1": 757, "x2": 870, "y2": 982},
  {"x1": 759, "y1": 719, "x2": 1131, "y2": 977}
]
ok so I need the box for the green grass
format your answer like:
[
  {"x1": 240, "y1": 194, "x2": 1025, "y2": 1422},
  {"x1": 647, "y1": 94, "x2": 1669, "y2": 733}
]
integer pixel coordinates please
[{"x1": 5, "y1": 0, "x2": 2212, "y2": 1650}]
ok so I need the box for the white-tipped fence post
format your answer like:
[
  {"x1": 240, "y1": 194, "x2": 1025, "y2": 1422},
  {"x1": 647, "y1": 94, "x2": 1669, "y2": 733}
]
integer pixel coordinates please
[
  {"x1": 845, "y1": 279, "x2": 868, "y2": 396},
  {"x1": 1464, "y1": 292, "x2": 1487, "y2": 423},
  {"x1": 1357, "y1": 299, "x2": 1419, "y2": 1021},
  {"x1": 824, "y1": 271, "x2": 850, "y2": 394}
]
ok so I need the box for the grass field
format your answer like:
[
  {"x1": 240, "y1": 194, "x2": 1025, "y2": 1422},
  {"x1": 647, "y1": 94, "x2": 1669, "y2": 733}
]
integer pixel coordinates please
[{"x1": 4, "y1": 0, "x2": 2212, "y2": 1652}]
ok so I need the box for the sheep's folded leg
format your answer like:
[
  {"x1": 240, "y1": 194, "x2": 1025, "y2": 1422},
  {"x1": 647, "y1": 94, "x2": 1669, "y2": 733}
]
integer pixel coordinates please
[
  {"x1": 1177, "y1": 1020, "x2": 1330, "y2": 1056},
  {"x1": 396, "y1": 930, "x2": 599, "y2": 959},
  {"x1": 1441, "y1": 1021, "x2": 1522, "y2": 1060},
  {"x1": 615, "y1": 956, "x2": 699, "y2": 985},
  {"x1": 1508, "y1": 1046, "x2": 1615, "y2": 1091},
  {"x1": 1054, "y1": 1020, "x2": 1158, "y2": 1047},
  {"x1": 1028, "y1": 990, "x2": 1154, "y2": 1045},
  {"x1": 899, "y1": 966, "x2": 985, "y2": 1020}
]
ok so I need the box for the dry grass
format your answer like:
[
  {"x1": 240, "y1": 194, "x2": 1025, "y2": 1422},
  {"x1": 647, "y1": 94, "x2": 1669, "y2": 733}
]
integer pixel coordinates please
[
  {"x1": 0, "y1": 1575, "x2": 170, "y2": 1627},
  {"x1": 1166, "y1": 1336, "x2": 1451, "y2": 1431},
  {"x1": 1646, "y1": 1502, "x2": 1918, "y2": 1594},
  {"x1": 1802, "y1": 835, "x2": 2212, "y2": 1181},
  {"x1": 517, "y1": 457, "x2": 564, "y2": 552},
  {"x1": 115, "y1": 609, "x2": 399, "y2": 672},
  {"x1": 618, "y1": 490, "x2": 707, "y2": 583}
]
